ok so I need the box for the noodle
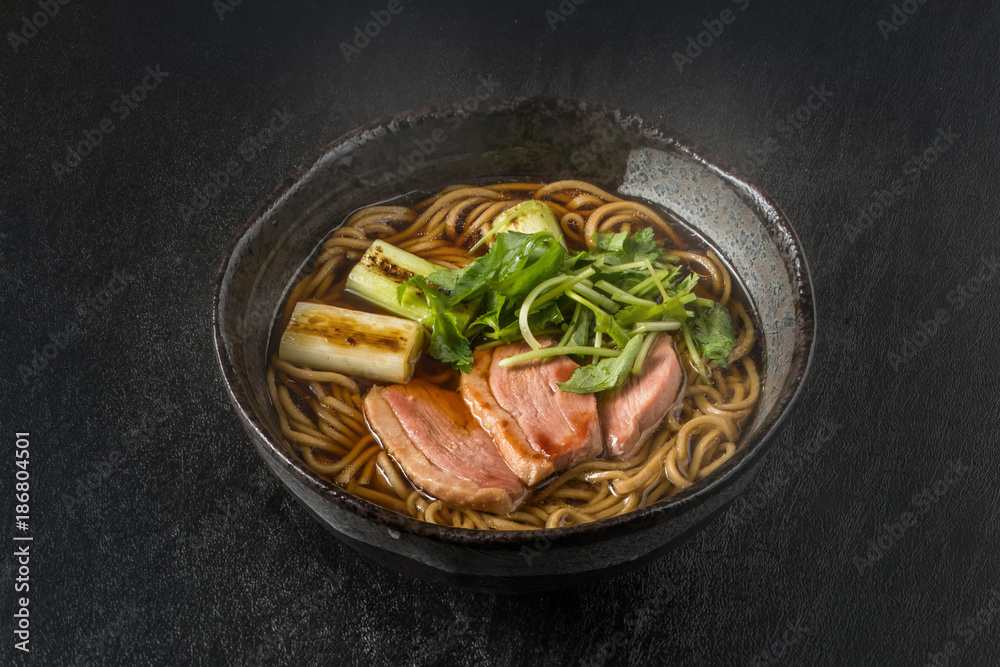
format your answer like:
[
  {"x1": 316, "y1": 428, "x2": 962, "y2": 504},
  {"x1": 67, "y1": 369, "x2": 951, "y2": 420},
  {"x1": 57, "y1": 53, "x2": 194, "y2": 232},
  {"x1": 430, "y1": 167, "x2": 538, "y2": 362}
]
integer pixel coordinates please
[{"x1": 267, "y1": 181, "x2": 761, "y2": 530}]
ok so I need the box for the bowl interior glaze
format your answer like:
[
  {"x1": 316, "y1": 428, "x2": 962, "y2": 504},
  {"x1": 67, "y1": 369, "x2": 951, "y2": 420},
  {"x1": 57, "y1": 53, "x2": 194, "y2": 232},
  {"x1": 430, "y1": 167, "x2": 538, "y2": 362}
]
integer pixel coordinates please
[{"x1": 213, "y1": 97, "x2": 814, "y2": 592}]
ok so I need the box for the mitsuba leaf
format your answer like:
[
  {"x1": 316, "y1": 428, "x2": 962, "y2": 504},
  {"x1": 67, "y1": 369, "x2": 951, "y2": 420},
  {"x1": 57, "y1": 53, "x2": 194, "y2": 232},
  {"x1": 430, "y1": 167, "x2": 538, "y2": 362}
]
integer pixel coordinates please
[
  {"x1": 407, "y1": 232, "x2": 569, "y2": 371},
  {"x1": 427, "y1": 260, "x2": 490, "y2": 306},
  {"x1": 614, "y1": 297, "x2": 688, "y2": 327},
  {"x1": 562, "y1": 250, "x2": 591, "y2": 272},
  {"x1": 468, "y1": 291, "x2": 506, "y2": 340},
  {"x1": 595, "y1": 230, "x2": 628, "y2": 253},
  {"x1": 690, "y1": 304, "x2": 736, "y2": 368},
  {"x1": 604, "y1": 270, "x2": 647, "y2": 293},
  {"x1": 425, "y1": 231, "x2": 564, "y2": 308},
  {"x1": 424, "y1": 233, "x2": 534, "y2": 306},
  {"x1": 428, "y1": 311, "x2": 473, "y2": 373},
  {"x1": 557, "y1": 334, "x2": 645, "y2": 393},
  {"x1": 621, "y1": 227, "x2": 663, "y2": 263},
  {"x1": 404, "y1": 226, "x2": 705, "y2": 377},
  {"x1": 594, "y1": 227, "x2": 664, "y2": 265},
  {"x1": 425, "y1": 265, "x2": 464, "y2": 294},
  {"x1": 558, "y1": 303, "x2": 594, "y2": 349},
  {"x1": 494, "y1": 233, "x2": 565, "y2": 300},
  {"x1": 494, "y1": 301, "x2": 565, "y2": 343},
  {"x1": 592, "y1": 307, "x2": 630, "y2": 349},
  {"x1": 405, "y1": 276, "x2": 473, "y2": 372},
  {"x1": 669, "y1": 272, "x2": 701, "y2": 298}
]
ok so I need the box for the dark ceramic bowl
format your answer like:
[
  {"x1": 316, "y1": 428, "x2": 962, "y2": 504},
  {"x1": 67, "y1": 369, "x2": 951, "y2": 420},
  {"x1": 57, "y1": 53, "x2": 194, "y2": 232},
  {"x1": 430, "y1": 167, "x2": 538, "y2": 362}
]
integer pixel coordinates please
[{"x1": 213, "y1": 97, "x2": 815, "y2": 593}]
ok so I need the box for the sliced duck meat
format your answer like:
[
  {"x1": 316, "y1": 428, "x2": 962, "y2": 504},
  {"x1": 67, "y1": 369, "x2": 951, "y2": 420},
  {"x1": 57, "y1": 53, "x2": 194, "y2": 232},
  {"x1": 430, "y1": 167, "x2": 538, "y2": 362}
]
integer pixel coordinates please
[
  {"x1": 461, "y1": 340, "x2": 603, "y2": 484},
  {"x1": 599, "y1": 334, "x2": 684, "y2": 460},
  {"x1": 460, "y1": 349, "x2": 554, "y2": 485},
  {"x1": 363, "y1": 380, "x2": 524, "y2": 514}
]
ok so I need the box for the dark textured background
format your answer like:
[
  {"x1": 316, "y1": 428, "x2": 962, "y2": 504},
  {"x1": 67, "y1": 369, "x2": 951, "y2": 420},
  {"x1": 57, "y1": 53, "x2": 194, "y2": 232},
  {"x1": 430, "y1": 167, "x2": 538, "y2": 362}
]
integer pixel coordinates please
[{"x1": 2, "y1": 1, "x2": 998, "y2": 665}]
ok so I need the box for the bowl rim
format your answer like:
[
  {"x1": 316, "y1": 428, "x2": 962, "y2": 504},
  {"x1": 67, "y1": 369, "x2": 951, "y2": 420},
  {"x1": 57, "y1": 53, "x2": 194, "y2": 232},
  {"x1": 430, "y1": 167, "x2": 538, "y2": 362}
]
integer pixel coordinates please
[{"x1": 212, "y1": 95, "x2": 816, "y2": 547}]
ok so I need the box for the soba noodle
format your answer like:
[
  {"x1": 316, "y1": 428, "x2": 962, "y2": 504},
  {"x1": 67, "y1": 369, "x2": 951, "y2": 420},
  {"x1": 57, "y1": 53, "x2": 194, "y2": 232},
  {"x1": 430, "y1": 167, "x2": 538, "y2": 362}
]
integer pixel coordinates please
[{"x1": 268, "y1": 180, "x2": 759, "y2": 530}]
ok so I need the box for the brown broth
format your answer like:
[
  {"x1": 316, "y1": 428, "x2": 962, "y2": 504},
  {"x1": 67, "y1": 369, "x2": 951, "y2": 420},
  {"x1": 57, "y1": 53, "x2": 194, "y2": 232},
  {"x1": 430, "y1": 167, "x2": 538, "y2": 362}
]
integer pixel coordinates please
[{"x1": 266, "y1": 180, "x2": 764, "y2": 530}]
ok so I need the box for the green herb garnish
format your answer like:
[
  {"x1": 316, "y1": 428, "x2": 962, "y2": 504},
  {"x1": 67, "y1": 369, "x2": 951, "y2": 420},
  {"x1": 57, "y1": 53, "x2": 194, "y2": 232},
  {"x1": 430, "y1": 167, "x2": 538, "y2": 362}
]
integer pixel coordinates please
[{"x1": 376, "y1": 221, "x2": 737, "y2": 393}]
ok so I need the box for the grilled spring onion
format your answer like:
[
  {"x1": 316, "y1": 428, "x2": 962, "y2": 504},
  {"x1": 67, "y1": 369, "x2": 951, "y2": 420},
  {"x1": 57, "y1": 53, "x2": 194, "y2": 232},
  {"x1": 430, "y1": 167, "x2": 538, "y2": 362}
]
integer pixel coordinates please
[
  {"x1": 279, "y1": 302, "x2": 425, "y2": 384},
  {"x1": 344, "y1": 240, "x2": 477, "y2": 331},
  {"x1": 470, "y1": 199, "x2": 565, "y2": 251}
]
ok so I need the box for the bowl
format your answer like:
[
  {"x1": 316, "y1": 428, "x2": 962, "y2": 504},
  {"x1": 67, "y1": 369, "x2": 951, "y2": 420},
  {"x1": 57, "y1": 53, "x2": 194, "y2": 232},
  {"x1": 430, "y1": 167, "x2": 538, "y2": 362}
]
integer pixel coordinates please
[{"x1": 212, "y1": 97, "x2": 815, "y2": 593}]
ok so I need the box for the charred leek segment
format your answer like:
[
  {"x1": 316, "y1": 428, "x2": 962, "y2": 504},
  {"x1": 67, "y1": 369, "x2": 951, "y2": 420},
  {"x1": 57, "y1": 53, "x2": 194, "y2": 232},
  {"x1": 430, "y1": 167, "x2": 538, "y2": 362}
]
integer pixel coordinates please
[
  {"x1": 345, "y1": 240, "x2": 440, "y2": 323},
  {"x1": 470, "y1": 200, "x2": 565, "y2": 252},
  {"x1": 279, "y1": 302, "x2": 425, "y2": 384},
  {"x1": 344, "y1": 240, "x2": 477, "y2": 331}
]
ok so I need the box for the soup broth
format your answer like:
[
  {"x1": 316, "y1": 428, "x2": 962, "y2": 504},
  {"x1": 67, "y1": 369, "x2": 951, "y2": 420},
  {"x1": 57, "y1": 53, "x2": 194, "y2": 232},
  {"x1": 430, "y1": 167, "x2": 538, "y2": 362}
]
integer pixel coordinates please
[{"x1": 266, "y1": 180, "x2": 762, "y2": 530}]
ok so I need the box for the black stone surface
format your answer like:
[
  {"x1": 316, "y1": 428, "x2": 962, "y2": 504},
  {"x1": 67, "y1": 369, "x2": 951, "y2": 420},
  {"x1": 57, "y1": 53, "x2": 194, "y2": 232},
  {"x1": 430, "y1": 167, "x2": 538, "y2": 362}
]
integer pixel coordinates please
[{"x1": 1, "y1": 1, "x2": 998, "y2": 665}]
